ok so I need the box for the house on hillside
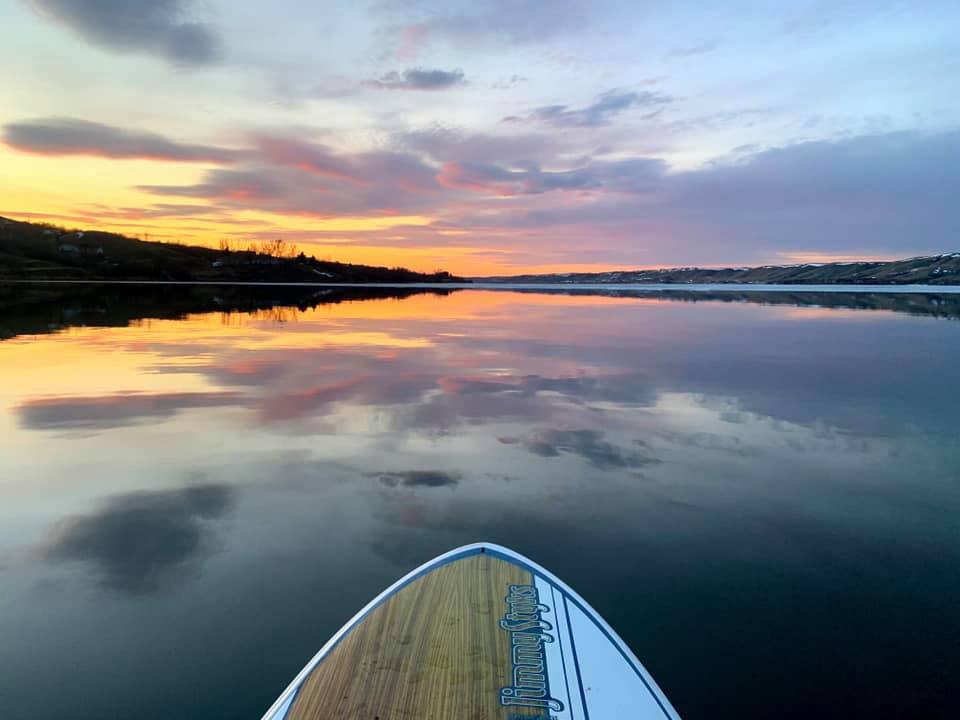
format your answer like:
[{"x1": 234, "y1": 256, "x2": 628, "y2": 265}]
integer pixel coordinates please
[{"x1": 57, "y1": 243, "x2": 104, "y2": 256}]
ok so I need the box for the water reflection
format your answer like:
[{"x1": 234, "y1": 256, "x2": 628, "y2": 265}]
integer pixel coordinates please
[
  {"x1": 370, "y1": 471, "x2": 462, "y2": 488},
  {"x1": 0, "y1": 283, "x2": 455, "y2": 341},
  {"x1": 2, "y1": 283, "x2": 960, "y2": 343},
  {"x1": 499, "y1": 429, "x2": 660, "y2": 470},
  {"x1": 0, "y1": 287, "x2": 958, "y2": 720},
  {"x1": 17, "y1": 391, "x2": 245, "y2": 430},
  {"x1": 503, "y1": 286, "x2": 960, "y2": 321},
  {"x1": 39, "y1": 485, "x2": 235, "y2": 595}
]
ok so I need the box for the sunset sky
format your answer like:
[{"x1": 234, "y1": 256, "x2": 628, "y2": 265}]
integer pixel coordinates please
[{"x1": 2, "y1": 0, "x2": 958, "y2": 274}]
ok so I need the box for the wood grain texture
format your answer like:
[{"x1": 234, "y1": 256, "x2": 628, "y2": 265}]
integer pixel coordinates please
[{"x1": 286, "y1": 554, "x2": 543, "y2": 719}]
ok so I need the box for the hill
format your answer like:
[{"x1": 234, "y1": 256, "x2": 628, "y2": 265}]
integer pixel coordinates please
[
  {"x1": 0, "y1": 216, "x2": 462, "y2": 284},
  {"x1": 482, "y1": 254, "x2": 960, "y2": 286}
]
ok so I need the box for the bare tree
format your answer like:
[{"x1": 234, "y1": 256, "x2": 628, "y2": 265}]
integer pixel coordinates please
[{"x1": 256, "y1": 238, "x2": 299, "y2": 258}]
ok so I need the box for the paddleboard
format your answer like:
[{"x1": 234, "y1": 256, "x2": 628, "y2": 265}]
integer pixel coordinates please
[{"x1": 261, "y1": 542, "x2": 681, "y2": 719}]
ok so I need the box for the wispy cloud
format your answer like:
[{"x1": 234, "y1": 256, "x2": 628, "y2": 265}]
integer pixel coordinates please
[
  {"x1": 397, "y1": 126, "x2": 569, "y2": 167},
  {"x1": 492, "y1": 74, "x2": 527, "y2": 89},
  {"x1": 382, "y1": 0, "x2": 590, "y2": 57},
  {"x1": 667, "y1": 40, "x2": 718, "y2": 58},
  {"x1": 664, "y1": 108, "x2": 773, "y2": 133},
  {"x1": 437, "y1": 157, "x2": 664, "y2": 196},
  {"x1": 504, "y1": 89, "x2": 672, "y2": 128},
  {"x1": 140, "y1": 134, "x2": 444, "y2": 216},
  {"x1": 366, "y1": 67, "x2": 466, "y2": 91}
]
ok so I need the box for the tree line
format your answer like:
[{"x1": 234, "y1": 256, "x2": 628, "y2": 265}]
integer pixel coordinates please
[{"x1": 218, "y1": 238, "x2": 301, "y2": 259}]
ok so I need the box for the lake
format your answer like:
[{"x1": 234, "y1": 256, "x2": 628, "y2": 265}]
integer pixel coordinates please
[{"x1": 1, "y1": 284, "x2": 958, "y2": 720}]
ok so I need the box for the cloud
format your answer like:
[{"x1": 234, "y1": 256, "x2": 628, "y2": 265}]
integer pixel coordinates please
[
  {"x1": 260, "y1": 375, "x2": 436, "y2": 422},
  {"x1": 447, "y1": 130, "x2": 960, "y2": 263},
  {"x1": 397, "y1": 126, "x2": 571, "y2": 167},
  {"x1": 492, "y1": 75, "x2": 527, "y2": 89},
  {"x1": 667, "y1": 41, "x2": 718, "y2": 58},
  {"x1": 382, "y1": 0, "x2": 590, "y2": 56},
  {"x1": 254, "y1": 135, "x2": 438, "y2": 190},
  {"x1": 666, "y1": 131, "x2": 959, "y2": 223},
  {"x1": 78, "y1": 202, "x2": 230, "y2": 219},
  {"x1": 500, "y1": 429, "x2": 659, "y2": 470},
  {"x1": 3, "y1": 118, "x2": 241, "y2": 163},
  {"x1": 438, "y1": 161, "x2": 592, "y2": 196},
  {"x1": 393, "y1": 22, "x2": 430, "y2": 60},
  {"x1": 38, "y1": 485, "x2": 235, "y2": 594},
  {"x1": 367, "y1": 68, "x2": 465, "y2": 91},
  {"x1": 507, "y1": 90, "x2": 672, "y2": 128},
  {"x1": 371, "y1": 471, "x2": 462, "y2": 488},
  {"x1": 139, "y1": 134, "x2": 445, "y2": 216},
  {"x1": 17, "y1": 391, "x2": 245, "y2": 431},
  {"x1": 437, "y1": 157, "x2": 665, "y2": 196},
  {"x1": 392, "y1": 372, "x2": 658, "y2": 436},
  {"x1": 140, "y1": 165, "x2": 435, "y2": 217},
  {"x1": 40, "y1": 118, "x2": 634, "y2": 218},
  {"x1": 28, "y1": 0, "x2": 221, "y2": 66},
  {"x1": 100, "y1": 117, "x2": 960, "y2": 266},
  {"x1": 664, "y1": 108, "x2": 773, "y2": 134},
  {"x1": 442, "y1": 373, "x2": 658, "y2": 406},
  {"x1": 780, "y1": 0, "x2": 890, "y2": 35}
]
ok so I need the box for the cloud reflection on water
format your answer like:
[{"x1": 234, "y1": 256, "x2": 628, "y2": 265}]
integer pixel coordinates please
[
  {"x1": 499, "y1": 428, "x2": 660, "y2": 470},
  {"x1": 370, "y1": 471, "x2": 462, "y2": 488},
  {"x1": 39, "y1": 485, "x2": 235, "y2": 595},
  {"x1": 17, "y1": 391, "x2": 245, "y2": 431}
]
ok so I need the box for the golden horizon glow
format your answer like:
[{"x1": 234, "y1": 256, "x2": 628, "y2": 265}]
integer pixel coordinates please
[
  {"x1": 0, "y1": 146, "x2": 731, "y2": 276},
  {"x1": 2, "y1": 185, "x2": 923, "y2": 275}
]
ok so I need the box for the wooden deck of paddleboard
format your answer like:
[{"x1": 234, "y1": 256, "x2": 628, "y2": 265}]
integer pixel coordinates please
[{"x1": 286, "y1": 553, "x2": 542, "y2": 719}]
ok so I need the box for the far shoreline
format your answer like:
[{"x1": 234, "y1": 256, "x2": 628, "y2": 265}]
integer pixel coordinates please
[{"x1": 4, "y1": 279, "x2": 960, "y2": 294}]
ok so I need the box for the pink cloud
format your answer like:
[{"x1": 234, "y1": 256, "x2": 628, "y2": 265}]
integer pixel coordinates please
[{"x1": 394, "y1": 23, "x2": 430, "y2": 60}]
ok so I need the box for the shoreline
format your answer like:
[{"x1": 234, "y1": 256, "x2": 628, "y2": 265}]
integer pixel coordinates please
[{"x1": 3, "y1": 279, "x2": 960, "y2": 294}]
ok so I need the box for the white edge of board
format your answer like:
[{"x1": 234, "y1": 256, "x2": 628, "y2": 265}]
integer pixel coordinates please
[{"x1": 258, "y1": 541, "x2": 682, "y2": 720}]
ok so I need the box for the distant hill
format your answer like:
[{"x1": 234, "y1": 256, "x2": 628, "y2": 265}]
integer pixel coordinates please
[
  {"x1": 482, "y1": 254, "x2": 960, "y2": 286},
  {"x1": 0, "y1": 215, "x2": 462, "y2": 284}
]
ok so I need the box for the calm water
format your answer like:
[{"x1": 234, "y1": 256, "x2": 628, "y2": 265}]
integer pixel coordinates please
[{"x1": 1, "y1": 286, "x2": 958, "y2": 719}]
